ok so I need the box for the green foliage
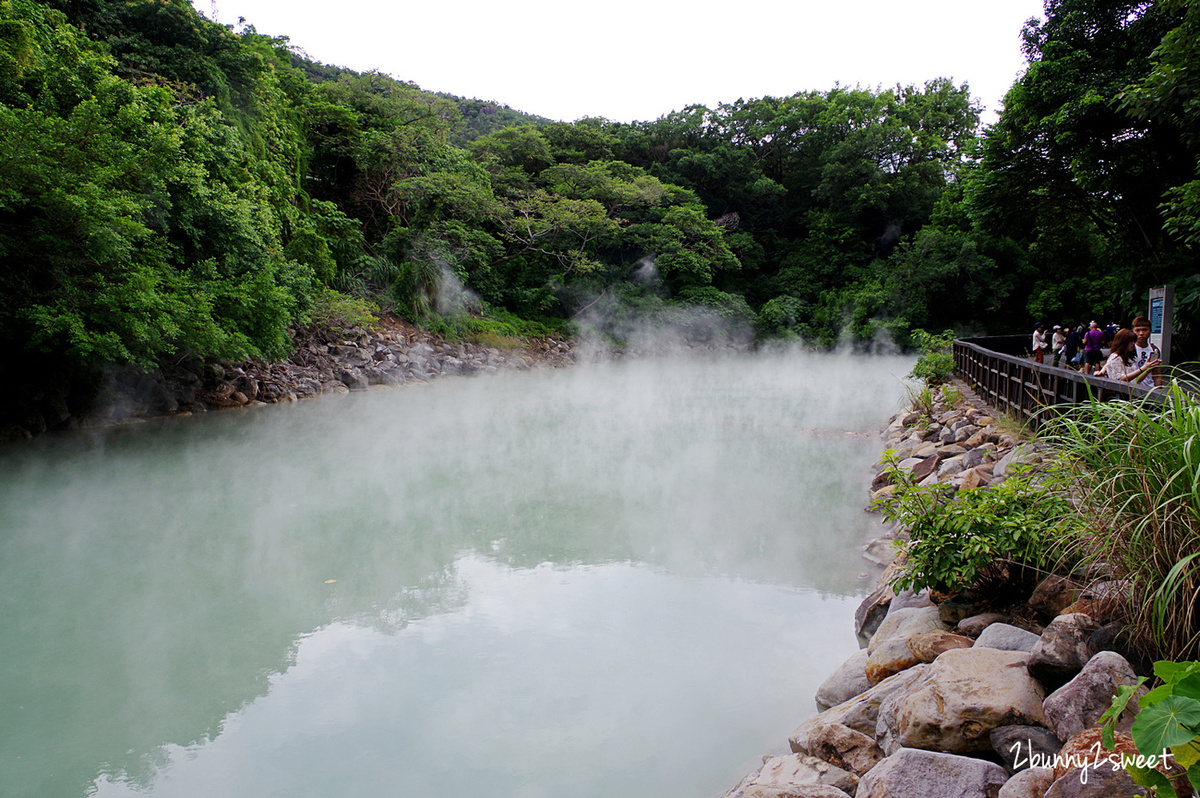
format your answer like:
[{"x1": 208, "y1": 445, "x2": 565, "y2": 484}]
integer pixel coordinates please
[
  {"x1": 874, "y1": 456, "x2": 1070, "y2": 595},
  {"x1": 1101, "y1": 659, "x2": 1200, "y2": 796},
  {"x1": 308, "y1": 288, "x2": 379, "y2": 332},
  {"x1": 907, "y1": 329, "x2": 956, "y2": 386},
  {"x1": 1045, "y1": 382, "x2": 1200, "y2": 661}
]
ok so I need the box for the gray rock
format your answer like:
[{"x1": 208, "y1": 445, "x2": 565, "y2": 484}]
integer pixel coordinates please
[
  {"x1": 856, "y1": 748, "x2": 1009, "y2": 798},
  {"x1": 990, "y1": 725, "x2": 1063, "y2": 773},
  {"x1": 1043, "y1": 651, "x2": 1144, "y2": 742},
  {"x1": 994, "y1": 443, "x2": 1043, "y2": 478},
  {"x1": 875, "y1": 647, "x2": 1046, "y2": 755},
  {"x1": 721, "y1": 754, "x2": 857, "y2": 798},
  {"x1": 888, "y1": 588, "x2": 936, "y2": 614},
  {"x1": 815, "y1": 649, "x2": 871, "y2": 712},
  {"x1": 1044, "y1": 763, "x2": 1148, "y2": 797},
  {"x1": 866, "y1": 606, "x2": 948, "y2": 684},
  {"x1": 975, "y1": 623, "x2": 1042, "y2": 653},
  {"x1": 998, "y1": 767, "x2": 1057, "y2": 798},
  {"x1": 855, "y1": 577, "x2": 897, "y2": 644},
  {"x1": 1028, "y1": 613, "x2": 1101, "y2": 689},
  {"x1": 791, "y1": 665, "x2": 931, "y2": 753}
]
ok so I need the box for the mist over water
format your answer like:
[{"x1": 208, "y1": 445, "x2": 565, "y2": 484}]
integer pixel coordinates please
[{"x1": 0, "y1": 349, "x2": 912, "y2": 798}]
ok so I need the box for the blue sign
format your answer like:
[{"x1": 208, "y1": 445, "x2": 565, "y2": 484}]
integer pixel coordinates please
[{"x1": 1151, "y1": 297, "x2": 1164, "y2": 334}]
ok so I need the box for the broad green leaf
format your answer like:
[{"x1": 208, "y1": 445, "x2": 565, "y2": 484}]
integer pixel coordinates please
[
  {"x1": 1170, "y1": 738, "x2": 1200, "y2": 770},
  {"x1": 1175, "y1": 672, "x2": 1200, "y2": 703},
  {"x1": 1127, "y1": 765, "x2": 1174, "y2": 795},
  {"x1": 1132, "y1": 696, "x2": 1200, "y2": 753}
]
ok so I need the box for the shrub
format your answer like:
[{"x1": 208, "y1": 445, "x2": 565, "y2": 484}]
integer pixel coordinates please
[
  {"x1": 874, "y1": 453, "x2": 1073, "y2": 595},
  {"x1": 907, "y1": 328, "x2": 956, "y2": 386}
]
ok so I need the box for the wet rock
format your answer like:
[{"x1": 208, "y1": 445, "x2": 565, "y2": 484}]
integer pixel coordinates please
[
  {"x1": 856, "y1": 748, "x2": 1009, "y2": 798},
  {"x1": 876, "y1": 647, "x2": 1046, "y2": 755}
]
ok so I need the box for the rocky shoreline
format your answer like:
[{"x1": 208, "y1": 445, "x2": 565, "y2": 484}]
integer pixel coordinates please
[
  {"x1": 0, "y1": 316, "x2": 576, "y2": 442},
  {"x1": 721, "y1": 384, "x2": 1173, "y2": 798}
]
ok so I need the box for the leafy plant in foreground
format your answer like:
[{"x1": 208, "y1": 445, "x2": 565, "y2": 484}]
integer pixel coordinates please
[
  {"x1": 874, "y1": 452, "x2": 1071, "y2": 594},
  {"x1": 1101, "y1": 659, "x2": 1200, "y2": 796}
]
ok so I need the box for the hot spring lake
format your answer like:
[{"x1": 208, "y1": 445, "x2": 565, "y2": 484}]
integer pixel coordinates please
[{"x1": 0, "y1": 349, "x2": 913, "y2": 798}]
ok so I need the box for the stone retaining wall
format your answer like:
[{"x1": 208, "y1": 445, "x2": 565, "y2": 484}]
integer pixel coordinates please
[{"x1": 720, "y1": 386, "x2": 1175, "y2": 798}]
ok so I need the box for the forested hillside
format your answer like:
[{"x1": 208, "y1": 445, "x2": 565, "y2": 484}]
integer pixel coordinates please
[{"x1": 1, "y1": 0, "x2": 1196, "y2": 428}]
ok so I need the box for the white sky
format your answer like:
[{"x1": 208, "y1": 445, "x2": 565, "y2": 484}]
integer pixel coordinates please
[{"x1": 196, "y1": 0, "x2": 1046, "y2": 125}]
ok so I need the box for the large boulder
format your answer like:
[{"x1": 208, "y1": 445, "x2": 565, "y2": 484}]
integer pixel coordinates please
[
  {"x1": 804, "y1": 721, "x2": 886, "y2": 777},
  {"x1": 721, "y1": 754, "x2": 858, "y2": 798},
  {"x1": 816, "y1": 649, "x2": 872, "y2": 712},
  {"x1": 1043, "y1": 652, "x2": 1144, "y2": 742},
  {"x1": 791, "y1": 666, "x2": 931, "y2": 754},
  {"x1": 865, "y1": 606, "x2": 948, "y2": 684},
  {"x1": 856, "y1": 748, "x2": 1009, "y2": 798},
  {"x1": 1028, "y1": 614, "x2": 1101, "y2": 689},
  {"x1": 876, "y1": 647, "x2": 1046, "y2": 755}
]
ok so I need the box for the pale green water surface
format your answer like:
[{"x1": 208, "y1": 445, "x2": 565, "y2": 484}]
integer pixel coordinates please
[{"x1": 0, "y1": 350, "x2": 912, "y2": 798}]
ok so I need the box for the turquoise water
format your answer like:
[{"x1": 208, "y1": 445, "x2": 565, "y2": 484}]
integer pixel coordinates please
[{"x1": 0, "y1": 350, "x2": 911, "y2": 798}]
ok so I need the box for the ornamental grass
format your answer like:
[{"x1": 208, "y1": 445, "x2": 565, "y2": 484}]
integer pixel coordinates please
[{"x1": 1045, "y1": 381, "x2": 1200, "y2": 662}]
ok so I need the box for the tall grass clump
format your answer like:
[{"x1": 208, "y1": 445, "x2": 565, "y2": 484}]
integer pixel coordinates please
[{"x1": 1046, "y1": 382, "x2": 1200, "y2": 661}]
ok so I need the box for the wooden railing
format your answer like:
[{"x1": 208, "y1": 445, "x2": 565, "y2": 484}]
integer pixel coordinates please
[{"x1": 953, "y1": 336, "x2": 1161, "y2": 426}]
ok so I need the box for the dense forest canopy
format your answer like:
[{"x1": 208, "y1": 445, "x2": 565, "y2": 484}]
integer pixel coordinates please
[{"x1": 1, "y1": 0, "x2": 1196, "y2": 409}]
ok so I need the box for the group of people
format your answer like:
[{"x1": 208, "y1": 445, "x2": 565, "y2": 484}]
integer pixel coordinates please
[{"x1": 1031, "y1": 318, "x2": 1163, "y2": 388}]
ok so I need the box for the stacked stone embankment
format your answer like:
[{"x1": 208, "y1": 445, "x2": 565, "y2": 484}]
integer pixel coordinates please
[
  {"x1": 0, "y1": 317, "x2": 575, "y2": 440},
  {"x1": 721, "y1": 391, "x2": 1174, "y2": 798}
]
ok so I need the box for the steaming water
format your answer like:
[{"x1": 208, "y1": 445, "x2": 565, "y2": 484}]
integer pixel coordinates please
[{"x1": 0, "y1": 350, "x2": 912, "y2": 798}]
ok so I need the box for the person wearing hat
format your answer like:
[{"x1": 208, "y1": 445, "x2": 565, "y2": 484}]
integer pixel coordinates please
[
  {"x1": 1032, "y1": 322, "x2": 1048, "y2": 363},
  {"x1": 1051, "y1": 324, "x2": 1067, "y2": 367}
]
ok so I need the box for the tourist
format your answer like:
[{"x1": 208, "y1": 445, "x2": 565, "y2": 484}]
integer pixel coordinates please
[
  {"x1": 1130, "y1": 316, "x2": 1164, "y2": 388},
  {"x1": 1101, "y1": 328, "x2": 1161, "y2": 384},
  {"x1": 1051, "y1": 325, "x2": 1067, "y2": 367},
  {"x1": 1062, "y1": 323, "x2": 1080, "y2": 369},
  {"x1": 1031, "y1": 322, "x2": 1048, "y2": 364},
  {"x1": 1082, "y1": 321, "x2": 1105, "y2": 376}
]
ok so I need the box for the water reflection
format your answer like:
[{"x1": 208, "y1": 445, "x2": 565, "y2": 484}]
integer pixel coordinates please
[{"x1": 0, "y1": 350, "x2": 911, "y2": 798}]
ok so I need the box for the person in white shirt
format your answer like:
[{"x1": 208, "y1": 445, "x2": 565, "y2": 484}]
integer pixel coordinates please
[
  {"x1": 1031, "y1": 323, "x2": 1048, "y2": 363},
  {"x1": 1051, "y1": 325, "x2": 1067, "y2": 367},
  {"x1": 1101, "y1": 328, "x2": 1161, "y2": 384},
  {"x1": 1130, "y1": 316, "x2": 1163, "y2": 388}
]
